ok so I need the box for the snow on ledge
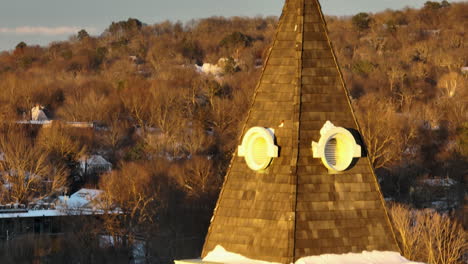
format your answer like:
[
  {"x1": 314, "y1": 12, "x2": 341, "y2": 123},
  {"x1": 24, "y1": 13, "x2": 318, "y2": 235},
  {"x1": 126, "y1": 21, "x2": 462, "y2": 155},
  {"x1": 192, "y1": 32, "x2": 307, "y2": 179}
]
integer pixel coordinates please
[
  {"x1": 295, "y1": 251, "x2": 425, "y2": 264},
  {"x1": 204, "y1": 246, "x2": 281, "y2": 264},
  {"x1": 203, "y1": 245, "x2": 425, "y2": 264}
]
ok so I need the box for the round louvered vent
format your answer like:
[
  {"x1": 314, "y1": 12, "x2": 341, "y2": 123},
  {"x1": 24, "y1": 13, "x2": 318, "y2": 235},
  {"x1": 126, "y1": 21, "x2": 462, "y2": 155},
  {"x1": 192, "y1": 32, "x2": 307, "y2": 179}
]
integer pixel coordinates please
[
  {"x1": 238, "y1": 127, "x2": 278, "y2": 171},
  {"x1": 312, "y1": 121, "x2": 362, "y2": 173}
]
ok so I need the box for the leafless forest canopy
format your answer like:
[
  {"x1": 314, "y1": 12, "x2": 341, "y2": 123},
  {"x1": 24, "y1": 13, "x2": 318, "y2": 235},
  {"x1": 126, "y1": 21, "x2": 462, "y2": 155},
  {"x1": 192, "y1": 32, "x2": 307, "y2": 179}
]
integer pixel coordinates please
[{"x1": 0, "y1": 1, "x2": 466, "y2": 263}]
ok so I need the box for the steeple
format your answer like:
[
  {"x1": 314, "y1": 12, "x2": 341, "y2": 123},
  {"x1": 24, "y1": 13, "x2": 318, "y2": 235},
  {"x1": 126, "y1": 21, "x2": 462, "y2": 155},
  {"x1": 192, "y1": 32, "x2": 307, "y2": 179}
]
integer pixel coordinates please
[{"x1": 201, "y1": 0, "x2": 400, "y2": 263}]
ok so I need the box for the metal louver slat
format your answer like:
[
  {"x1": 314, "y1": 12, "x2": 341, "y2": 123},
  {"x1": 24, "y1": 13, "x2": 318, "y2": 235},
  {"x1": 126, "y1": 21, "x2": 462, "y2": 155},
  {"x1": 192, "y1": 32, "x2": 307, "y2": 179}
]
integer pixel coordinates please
[
  {"x1": 325, "y1": 138, "x2": 337, "y2": 166},
  {"x1": 252, "y1": 136, "x2": 269, "y2": 166}
]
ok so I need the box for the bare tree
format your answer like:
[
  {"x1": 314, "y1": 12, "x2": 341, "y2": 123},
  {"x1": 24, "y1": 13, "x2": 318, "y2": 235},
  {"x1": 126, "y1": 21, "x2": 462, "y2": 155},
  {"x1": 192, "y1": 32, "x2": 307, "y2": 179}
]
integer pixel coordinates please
[
  {"x1": 210, "y1": 97, "x2": 240, "y2": 135},
  {"x1": 355, "y1": 95, "x2": 417, "y2": 169},
  {"x1": 418, "y1": 210, "x2": 467, "y2": 264},
  {"x1": 181, "y1": 123, "x2": 215, "y2": 157},
  {"x1": 173, "y1": 156, "x2": 219, "y2": 197},
  {"x1": 0, "y1": 129, "x2": 67, "y2": 203},
  {"x1": 389, "y1": 204, "x2": 424, "y2": 261},
  {"x1": 389, "y1": 204, "x2": 467, "y2": 264},
  {"x1": 57, "y1": 88, "x2": 111, "y2": 122},
  {"x1": 99, "y1": 162, "x2": 160, "y2": 250},
  {"x1": 120, "y1": 84, "x2": 151, "y2": 131},
  {"x1": 387, "y1": 65, "x2": 405, "y2": 93},
  {"x1": 438, "y1": 72, "x2": 463, "y2": 98},
  {"x1": 147, "y1": 86, "x2": 182, "y2": 135},
  {"x1": 145, "y1": 86, "x2": 188, "y2": 158},
  {"x1": 36, "y1": 122, "x2": 86, "y2": 161},
  {"x1": 99, "y1": 112, "x2": 129, "y2": 159}
]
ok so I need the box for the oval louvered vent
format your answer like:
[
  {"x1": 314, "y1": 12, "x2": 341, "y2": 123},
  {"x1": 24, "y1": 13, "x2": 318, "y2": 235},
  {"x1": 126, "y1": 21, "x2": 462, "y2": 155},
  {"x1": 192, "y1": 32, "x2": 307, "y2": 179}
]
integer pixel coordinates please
[
  {"x1": 312, "y1": 121, "x2": 362, "y2": 173},
  {"x1": 238, "y1": 127, "x2": 279, "y2": 171},
  {"x1": 252, "y1": 137, "x2": 269, "y2": 166}
]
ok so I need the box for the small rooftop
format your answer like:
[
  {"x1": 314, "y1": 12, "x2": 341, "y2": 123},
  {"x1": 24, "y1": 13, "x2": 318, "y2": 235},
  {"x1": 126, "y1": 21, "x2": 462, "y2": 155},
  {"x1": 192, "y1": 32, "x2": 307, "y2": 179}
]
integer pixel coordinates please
[{"x1": 0, "y1": 188, "x2": 104, "y2": 219}]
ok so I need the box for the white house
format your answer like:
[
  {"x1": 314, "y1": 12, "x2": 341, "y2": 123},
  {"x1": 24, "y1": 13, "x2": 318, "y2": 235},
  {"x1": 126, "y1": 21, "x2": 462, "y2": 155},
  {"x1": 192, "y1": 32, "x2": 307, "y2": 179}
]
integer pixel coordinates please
[
  {"x1": 31, "y1": 105, "x2": 49, "y2": 121},
  {"x1": 58, "y1": 188, "x2": 103, "y2": 209}
]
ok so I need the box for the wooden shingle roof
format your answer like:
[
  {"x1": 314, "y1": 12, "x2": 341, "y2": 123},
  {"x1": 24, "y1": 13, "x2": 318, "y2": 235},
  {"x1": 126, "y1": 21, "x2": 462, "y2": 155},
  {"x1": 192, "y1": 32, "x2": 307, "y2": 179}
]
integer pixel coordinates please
[{"x1": 201, "y1": 0, "x2": 400, "y2": 263}]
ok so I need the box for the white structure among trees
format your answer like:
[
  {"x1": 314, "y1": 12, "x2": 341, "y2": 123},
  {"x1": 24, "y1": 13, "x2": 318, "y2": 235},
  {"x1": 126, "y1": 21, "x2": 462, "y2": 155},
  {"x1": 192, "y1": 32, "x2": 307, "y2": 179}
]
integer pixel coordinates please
[{"x1": 31, "y1": 105, "x2": 49, "y2": 121}]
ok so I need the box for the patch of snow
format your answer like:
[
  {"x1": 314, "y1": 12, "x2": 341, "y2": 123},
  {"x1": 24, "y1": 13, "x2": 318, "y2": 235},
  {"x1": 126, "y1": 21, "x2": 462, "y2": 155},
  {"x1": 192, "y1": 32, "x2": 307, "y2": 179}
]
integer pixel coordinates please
[
  {"x1": 255, "y1": 59, "x2": 263, "y2": 68},
  {"x1": 422, "y1": 178, "x2": 457, "y2": 187},
  {"x1": 174, "y1": 260, "x2": 207, "y2": 264},
  {"x1": 195, "y1": 57, "x2": 238, "y2": 76},
  {"x1": 65, "y1": 121, "x2": 94, "y2": 128},
  {"x1": 1, "y1": 169, "x2": 41, "y2": 182},
  {"x1": 296, "y1": 251, "x2": 424, "y2": 264},
  {"x1": 429, "y1": 199, "x2": 459, "y2": 211},
  {"x1": 99, "y1": 235, "x2": 115, "y2": 248},
  {"x1": 195, "y1": 64, "x2": 203, "y2": 73},
  {"x1": 99, "y1": 234, "x2": 146, "y2": 263},
  {"x1": 132, "y1": 239, "x2": 146, "y2": 263},
  {"x1": 203, "y1": 246, "x2": 425, "y2": 264},
  {"x1": 431, "y1": 201, "x2": 448, "y2": 209},
  {"x1": 0, "y1": 209, "x2": 61, "y2": 218},
  {"x1": 199, "y1": 63, "x2": 223, "y2": 76},
  {"x1": 204, "y1": 245, "x2": 281, "y2": 264},
  {"x1": 0, "y1": 207, "x2": 104, "y2": 218},
  {"x1": 2, "y1": 182, "x2": 12, "y2": 190},
  {"x1": 16, "y1": 120, "x2": 53, "y2": 125},
  {"x1": 403, "y1": 146, "x2": 418, "y2": 156}
]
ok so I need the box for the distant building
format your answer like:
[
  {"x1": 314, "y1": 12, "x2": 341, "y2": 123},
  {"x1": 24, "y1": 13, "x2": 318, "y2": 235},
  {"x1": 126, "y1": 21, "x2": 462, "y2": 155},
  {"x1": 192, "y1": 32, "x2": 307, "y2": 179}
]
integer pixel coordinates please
[
  {"x1": 79, "y1": 155, "x2": 112, "y2": 176},
  {"x1": 57, "y1": 188, "x2": 104, "y2": 211},
  {"x1": 195, "y1": 57, "x2": 239, "y2": 76},
  {"x1": 0, "y1": 188, "x2": 104, "y2": 218},
  {"x1": 423, "y1": 29, "x2": 441, "y2": 36},
  {"x1": 31, "y1": 105, "x2": 49, "y2": 121},
  {"x1": 14, "y1": 105, "x2": 95, "y2": 128},
  {"x1": 0, "y1": 188, "x2": 105, "y2": 238}
]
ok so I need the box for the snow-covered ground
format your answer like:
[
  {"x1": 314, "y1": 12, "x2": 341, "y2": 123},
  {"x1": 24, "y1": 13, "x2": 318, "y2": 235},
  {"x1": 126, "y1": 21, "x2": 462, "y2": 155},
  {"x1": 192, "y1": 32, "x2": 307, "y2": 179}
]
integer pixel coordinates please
[
  {"x1": 421, "y1": 178, "x2": 457, "y2": 187},
  {"x1": 203, "y1": 245, "x2": 425, "y2": 264}
]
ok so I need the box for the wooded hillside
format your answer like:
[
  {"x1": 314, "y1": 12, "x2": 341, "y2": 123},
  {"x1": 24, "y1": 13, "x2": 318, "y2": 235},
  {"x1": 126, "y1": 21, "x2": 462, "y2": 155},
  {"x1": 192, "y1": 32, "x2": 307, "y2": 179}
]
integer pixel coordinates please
[{"x1": 0, "y1": 1, "x2": 465, "y2": 204}]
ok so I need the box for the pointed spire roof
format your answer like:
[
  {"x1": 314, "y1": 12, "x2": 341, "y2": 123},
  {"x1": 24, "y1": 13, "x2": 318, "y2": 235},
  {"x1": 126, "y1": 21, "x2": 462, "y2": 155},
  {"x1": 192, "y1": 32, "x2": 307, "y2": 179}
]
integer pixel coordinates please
[{"x1": 201, "y1": 0, "x2": 400, "y2": 263}]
